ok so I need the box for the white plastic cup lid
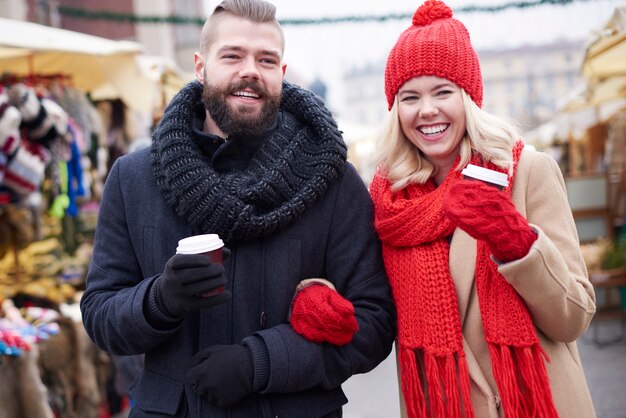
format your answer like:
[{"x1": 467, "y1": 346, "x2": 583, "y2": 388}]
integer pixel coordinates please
[
  {"x1": 176, "y1": 234, "x2": 224, "y2": 254},
  {"x1": 461, "y1": 164, "x2": 509, "y2": 188}
]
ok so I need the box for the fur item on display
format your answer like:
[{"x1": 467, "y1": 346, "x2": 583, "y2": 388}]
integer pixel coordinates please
[
  {"x1": 37, "y1": 316, "x2": 110, "y2": 418},
  {"x1": 0, "y1": 204, "x2": 35, "y2": 259},
  {"x1": 0, "y1": 309, "x2": 109, "y2": 418},
  {"x1": 0, "y1": 345, "x2": 55, "y2": 418}
]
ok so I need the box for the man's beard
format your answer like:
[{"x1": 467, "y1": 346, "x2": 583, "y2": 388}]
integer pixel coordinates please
[{"x1": 202, "y1": 78, "x2": 281, "y2": 137}]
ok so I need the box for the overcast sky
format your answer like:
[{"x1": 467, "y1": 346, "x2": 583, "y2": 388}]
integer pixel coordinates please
[{"x1": 207, "y1": 0, "x2": 623, "y2": 115}]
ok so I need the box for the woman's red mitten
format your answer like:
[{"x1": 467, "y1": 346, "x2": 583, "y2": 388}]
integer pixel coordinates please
[
  {"x1": 290, "y1": 284, "x2": 358, "y2": 346},
  {"x1": 444, "y1": 180, "x2": 537, "y2": 262}
]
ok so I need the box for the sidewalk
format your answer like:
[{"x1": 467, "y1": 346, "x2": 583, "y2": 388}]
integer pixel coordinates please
[
  {"x1": 343, "y1": 318, "x2": 626, "y2": 418},
  {"x1": 579, "y1": 318, "x2": 626, "y2": 418}
]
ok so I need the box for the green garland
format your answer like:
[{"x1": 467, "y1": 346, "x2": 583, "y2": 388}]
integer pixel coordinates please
[{"x1": 57, "y1": 0, "x2": 603, "y2": 26}]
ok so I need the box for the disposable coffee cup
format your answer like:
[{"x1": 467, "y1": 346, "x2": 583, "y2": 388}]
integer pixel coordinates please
[
  {"x1": 176, "y1": 234, "x2": 225, "y2": 296},
  {"x1": 177, "y1": 233, "x2": 224, "y2": 261},
  {"x1": 461, "y1": 164, "x2": 509, "y2": 190}
]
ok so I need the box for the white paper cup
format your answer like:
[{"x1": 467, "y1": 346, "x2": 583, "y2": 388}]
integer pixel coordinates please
[
  {"x1": 177, "y1": 234, "x2": 224, "y2": 259},
  {"x1": 461, "y1": 164, "x2": 509, "y2": 190},
  {"x1": 176, "y1": 234, "x2": 225, "y2": 296}
]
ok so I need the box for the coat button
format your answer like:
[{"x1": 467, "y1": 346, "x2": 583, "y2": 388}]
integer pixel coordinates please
[{"x1": 259, "y1": 311, "x2": 267, "y2": 329}]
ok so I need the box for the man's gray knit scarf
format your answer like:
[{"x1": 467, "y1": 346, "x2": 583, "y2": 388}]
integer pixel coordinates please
[{"x1": 151, "y1": 81, "x2": 347, "y2": 243}]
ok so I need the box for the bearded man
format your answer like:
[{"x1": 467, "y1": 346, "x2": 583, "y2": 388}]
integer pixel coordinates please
[{"x1": 80, "y1": 1, "x2": 395, "y2": 417}]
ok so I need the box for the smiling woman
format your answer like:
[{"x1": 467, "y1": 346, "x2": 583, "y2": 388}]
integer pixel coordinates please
[{"x1": 368, "y1": 1, "x2": 597, "y2": 417}]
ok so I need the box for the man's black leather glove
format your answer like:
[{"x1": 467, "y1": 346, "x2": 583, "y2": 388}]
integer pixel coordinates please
[
  {"x1": 186, "y1": 344, "x2": 254, "y2": 408},
  {"x1": 156, "y1": 253, "x2": 231, "y2": 318}
]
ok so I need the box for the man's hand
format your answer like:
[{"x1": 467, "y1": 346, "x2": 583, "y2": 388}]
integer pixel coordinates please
[
  {"x1": 156, "y1": 253, "x2": 230, "y2": 317},
  {"x1": 186, "y1": 344, "x2": 254, "y2": 408}
]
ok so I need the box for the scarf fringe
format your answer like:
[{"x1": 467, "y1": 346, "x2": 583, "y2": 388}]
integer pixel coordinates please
[
  {"x1": 442, "y1": 355, "x2": 461, "y2": 417},
  {"x1": 425, "y1": 353, "x2": 445, "y2": 417},
  {"x1": 400, "y1": 347, "x2": 476, "y2": 418},
  {"x1": 457, "y1": 354, "x2": 475, "y2": 418},
  {"x1": 489, "y1": 343, "x2": 559, "y2": 418},
  {"x1": 400, "y1": 348, "x2": 426, "y2": 418}
]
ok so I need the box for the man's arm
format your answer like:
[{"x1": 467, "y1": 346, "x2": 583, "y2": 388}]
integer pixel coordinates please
[{"x1": 248, "y1": 163, "x2": 396, "y2": 393}]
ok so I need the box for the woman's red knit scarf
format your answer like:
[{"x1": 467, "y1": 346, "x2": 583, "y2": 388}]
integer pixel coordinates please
[{"x1": 370, "y1": 141, "x2": 558, "y2": 418}]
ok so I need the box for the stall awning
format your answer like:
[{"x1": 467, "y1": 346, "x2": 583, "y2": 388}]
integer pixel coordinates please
[
  {"x1": 0, "y1": 17, "x2": 162, "y2": 112},
  {"x1": 557, "y1": 5, "x2": 626, "y2": 136},
  {"x1": 0, "y1": 17, "x2": 144, "y2": 89},
  {"x1": 581, "y1": 6, "x2": 626, "y2": 83}
]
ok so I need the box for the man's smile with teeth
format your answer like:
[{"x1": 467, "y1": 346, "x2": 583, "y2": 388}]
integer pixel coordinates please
[
  {"x1": 232, "y1": 91, "x2": 260, "y2": 99},
  {"x1": 419, "y1": 124, "x2": 448, "y2": 135}
]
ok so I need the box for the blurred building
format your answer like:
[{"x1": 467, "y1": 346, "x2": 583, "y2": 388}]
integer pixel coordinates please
[
  {"x1": 342, "y1": 39, "x2": 584, "y2": 131},
  {"x1": 1, "y1": 0, "x2": 204, "y2": 73},
  {"x1": 309, "y1": 77, "x2": 328, "y2": 102},
  {"x1": 342, "y1": 62, "x2": 388, "y2": 127},
  {"x1": 480, "y1": 40, "x2": 584, "y2": 130},
  {"x1": 0, "y1": 0, "x2": 322, "y2": 85}
]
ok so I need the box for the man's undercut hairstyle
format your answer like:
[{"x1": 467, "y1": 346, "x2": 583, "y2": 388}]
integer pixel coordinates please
[{"x1": 199, "y1": 0, "x2": 285, "y2": 55}]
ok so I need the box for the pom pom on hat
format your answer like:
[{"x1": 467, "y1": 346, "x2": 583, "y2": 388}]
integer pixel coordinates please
[
  {"x1": 412, "y1": 0, "x2": 452, "y2": 26},
  {"x1": 384, "y1": 0, "x2": 483, "y2": 110}
]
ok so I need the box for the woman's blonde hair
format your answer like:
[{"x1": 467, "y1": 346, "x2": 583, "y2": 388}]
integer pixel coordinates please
[{"x1": 374, "y1": 89, "x2": 520, "y2": 191}]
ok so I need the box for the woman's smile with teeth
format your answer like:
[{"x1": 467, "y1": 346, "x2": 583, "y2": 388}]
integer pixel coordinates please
[{"x1": 419, "y1": 124, "x2": 448, "y2": 135}]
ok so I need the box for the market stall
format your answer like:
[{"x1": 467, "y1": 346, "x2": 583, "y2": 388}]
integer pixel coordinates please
[
  {"x1": 556, "y1": 5, "x2": 626, "y2": 344},
  {"x1": 534, "y1": 6, "x2": 626, "y2": 237},
  {"x1": 0, "y1": 17, "x2": 150, "y2": 110},
  {"x1": 0, "y1": 18, "x2": 178, "y2": 417}
]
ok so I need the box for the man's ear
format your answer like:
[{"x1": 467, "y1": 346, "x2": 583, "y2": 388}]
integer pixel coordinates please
[{"x1": 194, "y1": 52, "x2": 205, "y2": 83}]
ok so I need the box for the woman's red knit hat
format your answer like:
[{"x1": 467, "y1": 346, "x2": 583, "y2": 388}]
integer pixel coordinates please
[{"x1": 384, "y1": 0, "x2": 483, "y2": 109}]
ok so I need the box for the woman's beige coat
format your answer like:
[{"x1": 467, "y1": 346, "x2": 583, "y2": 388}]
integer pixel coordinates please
[{"x1": 398, "y1": 147, "x2": 597, "y2": 417}]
